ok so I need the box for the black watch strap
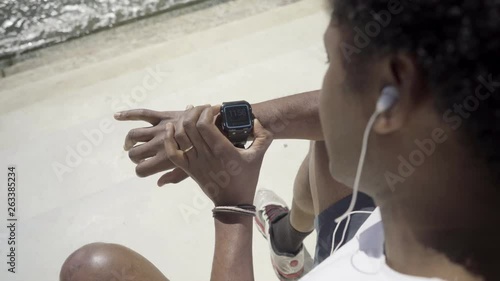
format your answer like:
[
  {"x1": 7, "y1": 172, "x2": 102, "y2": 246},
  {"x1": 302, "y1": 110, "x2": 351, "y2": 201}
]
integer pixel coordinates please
[{"x1": 227, "y1": 128, "x2": 251, "y2": 146}]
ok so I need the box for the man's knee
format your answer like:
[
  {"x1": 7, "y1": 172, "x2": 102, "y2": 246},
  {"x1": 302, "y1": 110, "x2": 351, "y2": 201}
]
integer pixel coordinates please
[
  {"x1": 60, "y1": 242, "x2": 169, "y2": 281},
  {"x1": 60, "y1": 242, "x2": 128, "y2": 281}
]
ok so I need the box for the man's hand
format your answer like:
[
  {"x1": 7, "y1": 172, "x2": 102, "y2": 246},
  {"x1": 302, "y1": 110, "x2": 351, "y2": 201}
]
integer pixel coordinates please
[
  {"x1": 114, "y1": 90, "x2": 321, "y2": 187},
  {"x1": 163, "y1": 105, "x2": 273, "y2": 206},
  {"x1": 114, "y1": 108, "x2": 191, "y2": 186}
]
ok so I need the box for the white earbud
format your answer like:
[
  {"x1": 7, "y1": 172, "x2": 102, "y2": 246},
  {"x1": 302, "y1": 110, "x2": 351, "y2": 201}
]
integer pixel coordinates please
[
  {"x1": 376, "y1": 86, "x2": 400, "y2": 113},
  {"x1": 333, "y1": 86, "x2": 399, "y2": 226}
]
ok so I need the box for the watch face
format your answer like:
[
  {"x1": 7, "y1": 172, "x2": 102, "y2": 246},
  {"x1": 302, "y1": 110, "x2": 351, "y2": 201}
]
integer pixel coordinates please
[{"x1": 224, "y1": 105, "x2": 251, "y2": 128}]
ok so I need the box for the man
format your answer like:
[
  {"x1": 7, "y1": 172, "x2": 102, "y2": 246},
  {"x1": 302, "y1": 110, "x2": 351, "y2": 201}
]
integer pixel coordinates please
[
  {"x1": 112, "y1": 91, "x2": 375, "y2": 279},
  {"x1": 60, "y1": 1, "x2": 500, "y2": 281}
]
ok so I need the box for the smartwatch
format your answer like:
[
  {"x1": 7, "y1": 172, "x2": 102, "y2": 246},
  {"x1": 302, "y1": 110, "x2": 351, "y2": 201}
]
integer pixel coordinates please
[{"x1": 220, "y1": 101, "x2": 255, "y2": 148}]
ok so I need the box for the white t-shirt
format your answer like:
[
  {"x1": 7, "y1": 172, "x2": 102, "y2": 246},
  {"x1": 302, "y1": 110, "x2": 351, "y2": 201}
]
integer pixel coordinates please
[{"x1": 301, "y1": 208, "x2": 444, "y2": 281}]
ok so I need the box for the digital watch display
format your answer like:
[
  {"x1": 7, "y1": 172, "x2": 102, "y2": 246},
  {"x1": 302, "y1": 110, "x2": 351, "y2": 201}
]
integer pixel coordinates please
[{"x1": 220, "y1": 101, "x2": 255, "y2": 148}]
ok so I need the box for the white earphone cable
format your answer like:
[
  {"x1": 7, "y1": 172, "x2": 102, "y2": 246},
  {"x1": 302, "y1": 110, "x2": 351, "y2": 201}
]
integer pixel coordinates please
[
  {"x1": 329, "y1": 87, "x2": 399, "y2": 256},
  {"x1": 330, "y1": 210, "x2": 374, "y2": 255},
  {"x1": 334, "y1": 111, "x2": 380, "y2": 225}
]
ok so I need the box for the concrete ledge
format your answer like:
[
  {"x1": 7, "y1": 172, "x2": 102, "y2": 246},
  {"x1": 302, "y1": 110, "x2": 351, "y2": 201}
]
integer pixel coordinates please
[
  {"x1": 0, "y1": 0, "x2": 302, "y2": 84},
  {"x1": 0, "y1": 0, "x2": 325, "y2": 114}
]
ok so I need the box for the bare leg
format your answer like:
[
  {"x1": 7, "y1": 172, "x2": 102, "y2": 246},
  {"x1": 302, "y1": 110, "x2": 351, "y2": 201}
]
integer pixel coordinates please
[
  {"x1": 289, "y1": 141, "x2": 352, "y2": 232},
  {"x1": 270, "y1": 141, "x2": 352, "y2": 257},
  {"x1": 308, "y1": 141, "x2": 352, "y2": 215},
  {"x1": 289, "y1": 151, "x2": 316, "y2": 233},
  {"x1": 60, "y1": 243, "x2": 169, "y2": 281}
]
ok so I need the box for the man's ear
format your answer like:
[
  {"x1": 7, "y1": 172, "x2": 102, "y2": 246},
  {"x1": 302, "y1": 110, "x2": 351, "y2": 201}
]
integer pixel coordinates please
[{"x1": 373, "y1": 54, "x2": 423, "y2": 135}]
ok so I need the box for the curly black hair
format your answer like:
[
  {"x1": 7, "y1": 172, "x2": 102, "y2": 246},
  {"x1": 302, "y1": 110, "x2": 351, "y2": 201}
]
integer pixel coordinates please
[{"x1": 331, "y1": 0, "x2": 500, "y2": 279}]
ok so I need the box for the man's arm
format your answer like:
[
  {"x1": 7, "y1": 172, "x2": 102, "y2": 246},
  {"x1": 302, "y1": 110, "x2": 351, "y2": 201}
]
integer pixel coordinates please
[
  {"x1": 208, "y1": 91, "x2": 321, "y2": 279},
  {"x1": 253, "y1": 90, "x2": 322, "y2": 140},
  {"x1": 114, "y1": 90, "x2": 322, "y2": 184},
  {"x1": 162, "y1": 106, "x2": 272, "y2": 281},
  {"x1": 211, "y1": 215, "x2": 254, "y2": 281}
]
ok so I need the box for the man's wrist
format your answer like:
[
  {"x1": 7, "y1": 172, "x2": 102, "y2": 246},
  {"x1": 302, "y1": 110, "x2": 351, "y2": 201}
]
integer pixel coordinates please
[
  {"x1": 250, "y1": 102, "x2": 269, "y2": 137},
  {"x1": 248, "y1": 90, "x2": 323, "y2": 140},
  {"x1": 213, "y1": 192, "x2": 256, "y2": 207},
  {"x1": 214, "y1": 213, "x2": 253, "y2": 224},
  {"x1": 212, "y1": 213, "x2": 254, "y2": 281}
]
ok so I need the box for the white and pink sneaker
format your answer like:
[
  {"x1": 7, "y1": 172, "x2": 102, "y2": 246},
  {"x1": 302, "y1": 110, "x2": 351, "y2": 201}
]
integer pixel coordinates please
[{"x1": 254, "y1": 189, "x2": 306, "y2": 281}]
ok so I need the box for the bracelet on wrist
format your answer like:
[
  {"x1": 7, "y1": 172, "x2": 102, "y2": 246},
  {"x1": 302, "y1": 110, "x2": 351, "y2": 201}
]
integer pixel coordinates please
[{"x1": 212, "y1": 205, "x2": 257, "y2": 218}]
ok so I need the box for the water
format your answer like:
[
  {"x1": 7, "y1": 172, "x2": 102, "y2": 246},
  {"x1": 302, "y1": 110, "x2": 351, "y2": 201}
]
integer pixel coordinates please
[{"x1": 0, "y1": 0, "x2": 200, "y2": 59}]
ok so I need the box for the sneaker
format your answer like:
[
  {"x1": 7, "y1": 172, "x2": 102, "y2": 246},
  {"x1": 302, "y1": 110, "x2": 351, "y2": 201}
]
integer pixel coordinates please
[{"x1": 254, "y1": 189, "x2": 305, "y2": 281}]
